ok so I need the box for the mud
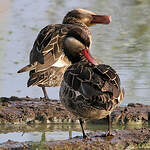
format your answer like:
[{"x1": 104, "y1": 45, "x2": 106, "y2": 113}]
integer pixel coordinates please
[
  {"x1": 0, "y1": 96, "x2": 77, "y2": 125},
  {"x1": 0, "y1": 97, "x2": 150, "y2": 149},
  {"x1": 111, "y1": 103, "x2": 150, "y2": 125},
  {"x1": 0, "y1": 97, "x2": 150, "y2": 125},
  {"x1": 0, "y1": 128, "x2": 150, "y2": 150}
]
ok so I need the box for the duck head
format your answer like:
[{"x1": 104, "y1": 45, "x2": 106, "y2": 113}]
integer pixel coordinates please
[
  {"x1": 63, "y1": 37, "x2": 98, "y2": 65},
  {"x1": 63, "y1": 8, "x2": 111, "y2": 26},
  {"x1": 63, "y1": 9, "x2": 111, "y2": 65}
]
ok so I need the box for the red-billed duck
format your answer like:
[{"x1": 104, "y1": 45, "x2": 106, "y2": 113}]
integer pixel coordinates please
[{"x1": 59, "y1": 15, "x2": 124, "y2": 138}]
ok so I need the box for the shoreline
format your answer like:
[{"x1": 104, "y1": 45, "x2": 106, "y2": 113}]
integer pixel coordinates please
[{"x1": 0, "y1": 96, "x2": 150, "y2": 149}]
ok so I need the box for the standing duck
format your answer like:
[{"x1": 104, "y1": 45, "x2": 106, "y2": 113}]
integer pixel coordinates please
[
  {"x1": 17, "y1": 9, "x2": 111, "y2": 99},
  {"x1": 59, "y1": 17, "x2": 124, "y2": 138}
]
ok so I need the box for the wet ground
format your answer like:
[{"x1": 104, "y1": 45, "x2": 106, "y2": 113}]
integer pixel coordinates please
[
  {"x1": 0, "y1": 122, "x2": 137, "y2": 144},
  {"x1": 0, "y1": 0, "x2": 150, "y2": 105},
  {"x1": 0, "y1": 125, "x2": 150, "y2": 149},
  {"x1": 0, "y1": 97, "x2": 150, "y2": 125},
  {"x1": 0, "y1": 97, "x2": 150, "y2": 149},
  {"x1": 0, "y1": 0, "x2": 150, "y2": 149}
]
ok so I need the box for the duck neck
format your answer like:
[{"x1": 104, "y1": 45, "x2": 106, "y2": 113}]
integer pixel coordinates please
[
  {"x1": 79, "y1": 55, "x2": 96, "y2": 67},
  {"x1": 63, "y1": 18, "x2": 88, "y2": 30},
  {"x1": 80, "y1": 55, "x2": 91, "y2": 64}
]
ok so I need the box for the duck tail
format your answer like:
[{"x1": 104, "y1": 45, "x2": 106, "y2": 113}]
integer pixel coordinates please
[{"x1": 17, "y1": 64, "x2": 35, "y2": 73}]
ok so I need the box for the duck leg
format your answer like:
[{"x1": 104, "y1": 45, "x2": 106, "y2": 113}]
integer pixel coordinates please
[
  {"x1": 79, "y1": 119, "x2": 87, "y2": 139},
  {"x1": 42, "y1": 87, "x2": 49, "y2": 99},
  {"x1": 106, "y1": 114, "x2": 113, "y2": 136}
]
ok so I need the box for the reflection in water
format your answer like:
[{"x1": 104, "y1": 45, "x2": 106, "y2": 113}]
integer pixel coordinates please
[
  {"x1": 0, "y1": 0, "x2": 150, "y2": 105},
  {"x1": 0, "y1": 123, "x2": 82, "y2": 143},
  {"x1": 0, "y1": 122, "x2": 149, "y2": 143}
]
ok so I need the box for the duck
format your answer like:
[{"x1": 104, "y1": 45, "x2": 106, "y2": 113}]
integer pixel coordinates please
[
  {"x1": 17, "y1": 9, "x2": 111, "y2": 99},
  {"x1": 59, "y1": 17, "x2": 124, "y2": 138}
]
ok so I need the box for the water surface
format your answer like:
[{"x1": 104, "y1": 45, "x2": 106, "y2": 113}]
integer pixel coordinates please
[
  {"x1": 0, "y1": 0, "x2": 150, "y2": 105},
  {"x1": 0, "y1": 123, "x2": 148, "y2": 143}
]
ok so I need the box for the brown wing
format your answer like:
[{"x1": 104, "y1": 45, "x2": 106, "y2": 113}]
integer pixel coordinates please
[
  {"x1": 18, "y1": 25, "x2": 62, "y2": 73},
  {"x1": 30, "y1": 24, "x2": 57, "y2": 64},
  {"x1": 64, "y1": 63, "x2": 123, "y2": 110},
  {"x1": 93, "y1": 64, "x2": 121, "y2": 98},
  {"x1": 30, "y1": 24, "x2": 69, "y2": 72},
  {"x1": 27, "y1": 65, "x2": 68, "y2": 87},
  {"x1": 64, "y1": 63, "x2": 104, "y2": 97}
]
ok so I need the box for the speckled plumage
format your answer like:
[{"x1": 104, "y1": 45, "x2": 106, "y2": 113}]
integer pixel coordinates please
[
  {"x1": 60, "y1": 62, "x2": 124, "y2": 121},
  {"x1": 58, "y1": 10, "x2": 123, "y2": 138}
]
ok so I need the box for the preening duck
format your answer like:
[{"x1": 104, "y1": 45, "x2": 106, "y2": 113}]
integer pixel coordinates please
[
  {"x1": 59, "y1": 16, "x2": 124, "y2": 138},
  {"x1": 17, "y1": 8, "x2": 111, "y2": 99}
]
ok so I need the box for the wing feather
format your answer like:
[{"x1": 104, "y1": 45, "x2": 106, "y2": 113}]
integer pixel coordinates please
[
  {"x1": 30, "y1": 24, "x2": 61, "y2": 64},
  {"x1": 64, "y1": 63, "x2": 121, "y2": 100}
]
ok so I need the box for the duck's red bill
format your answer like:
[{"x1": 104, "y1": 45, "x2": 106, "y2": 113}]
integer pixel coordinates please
[
  {"x1": 91, "y1": 15, "x2": 111, "y2": 24},
  {"x1": 82, "y1": 49, "x2": 98, "y2": 65}
]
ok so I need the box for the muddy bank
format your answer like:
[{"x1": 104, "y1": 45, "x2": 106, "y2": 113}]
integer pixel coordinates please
[
  {"x1": 0, "y1": 96, "x2": 77, "y2": 125},
  {"x1": 0, "y1": 128, "x2": 150, "y2": 150},
  {"x1": 0, "y1": 96, "x2": 150, "y2": 125}
]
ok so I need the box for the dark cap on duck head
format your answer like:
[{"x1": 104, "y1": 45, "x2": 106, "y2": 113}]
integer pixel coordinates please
[{"x1": 63, "y1": 8, "x2": 111, "y2": 26}]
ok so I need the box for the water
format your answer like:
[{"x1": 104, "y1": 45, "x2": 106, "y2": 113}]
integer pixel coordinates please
[
  {"x1": 0, "y1": 124, "x2": 81, "y2": 143},
  {"x1": 0, "y1": 1, "x2": 150, "y2": 104},
  {"x1": 0, "y1": 123, "x2": 97, "y2": 143},
  {"x1": 0, "y1": 123, "x2": 148, "y2": 144}
]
